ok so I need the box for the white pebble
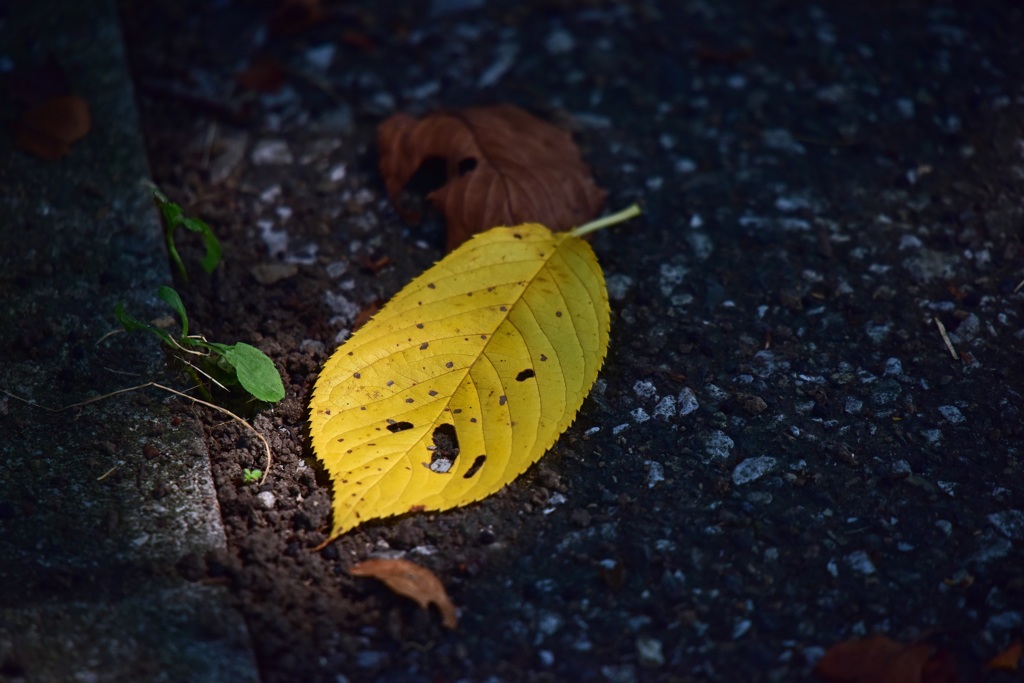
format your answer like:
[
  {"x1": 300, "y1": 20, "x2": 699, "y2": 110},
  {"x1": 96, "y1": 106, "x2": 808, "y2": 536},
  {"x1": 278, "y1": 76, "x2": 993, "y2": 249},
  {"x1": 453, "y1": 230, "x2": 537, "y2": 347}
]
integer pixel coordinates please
[{"x1": 732, "y1": 456, "x2": 777, "y2": 485}]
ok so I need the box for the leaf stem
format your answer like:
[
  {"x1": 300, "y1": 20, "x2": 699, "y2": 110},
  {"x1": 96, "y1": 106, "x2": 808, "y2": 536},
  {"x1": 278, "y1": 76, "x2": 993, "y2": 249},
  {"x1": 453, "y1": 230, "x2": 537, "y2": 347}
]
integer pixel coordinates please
[{"x1": 570, "y1": 203, "x2": 642, "y2": 238}]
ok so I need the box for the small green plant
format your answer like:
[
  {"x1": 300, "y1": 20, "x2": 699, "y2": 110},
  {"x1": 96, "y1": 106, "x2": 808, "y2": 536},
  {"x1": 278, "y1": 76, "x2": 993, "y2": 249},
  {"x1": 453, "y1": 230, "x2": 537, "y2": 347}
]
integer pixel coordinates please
[
  {"x1": 116, "y1": 285, "x2": 286, "y2": 403},
  {"x1": 242, "y1": 468, "x2": 263, "y2": 485},
  {"x1": 151, "y1": 187, "x2": 222, "y2": 282}
]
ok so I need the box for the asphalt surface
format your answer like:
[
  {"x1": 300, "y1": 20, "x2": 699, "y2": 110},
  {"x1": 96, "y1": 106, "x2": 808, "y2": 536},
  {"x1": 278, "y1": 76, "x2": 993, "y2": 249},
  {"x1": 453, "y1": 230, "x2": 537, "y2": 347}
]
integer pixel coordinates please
[{"x1": 4, "y1": 1, "x2": 1024, "y2": 682}]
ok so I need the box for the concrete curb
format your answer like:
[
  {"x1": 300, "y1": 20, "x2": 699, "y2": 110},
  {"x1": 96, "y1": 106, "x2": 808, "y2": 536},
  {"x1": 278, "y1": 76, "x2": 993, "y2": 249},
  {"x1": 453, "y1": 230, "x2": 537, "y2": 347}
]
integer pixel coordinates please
[{"x1": 0, "y1": 2, "x2": 260, "y2": 681}]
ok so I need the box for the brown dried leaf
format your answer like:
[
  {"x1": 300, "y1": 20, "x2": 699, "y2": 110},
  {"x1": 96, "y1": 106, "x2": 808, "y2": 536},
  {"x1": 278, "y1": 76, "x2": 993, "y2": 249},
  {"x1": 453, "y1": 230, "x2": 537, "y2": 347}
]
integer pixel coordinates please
[
  {"x1": 378, "y1": 104, "x2": 606, "y2": 251},
  {"x1": 235, "y1": 57, "x2": 287, "y2": 93},
  {"x1": 14, "y1": 94, "x2": 91, "y2": 160},
  {"x1": 351, "y1": 558, "x2": 457, "y2": 629},
  {"x1": 814, "y1": 634, "x2": 958, "y2": 683},
  {"x1": 989, "y1": 640, "x2": 1022, "y2": 671}
]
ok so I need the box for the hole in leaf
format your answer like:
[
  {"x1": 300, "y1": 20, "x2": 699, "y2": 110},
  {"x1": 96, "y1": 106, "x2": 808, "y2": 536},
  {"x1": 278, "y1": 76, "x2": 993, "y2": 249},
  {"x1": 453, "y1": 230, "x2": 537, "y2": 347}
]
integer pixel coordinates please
[
  {"x1": 428, "y1": 424, "x2": 460, "y2": 473},
  {"x1": 386, "y1": 421, "x2": 414, "y2": 433},
  {"x1": 457, "y1": 157, "x2": 478, "y2": 176},
  {"x1": 464, "y1": 455, "x2": 486, "y2": 478},
  {"x1": 404, "y1": 155, "x2": 448, "y2": 195},
  {"x1": 515, "y1": 369, "x2": 535, "y2": 381}
]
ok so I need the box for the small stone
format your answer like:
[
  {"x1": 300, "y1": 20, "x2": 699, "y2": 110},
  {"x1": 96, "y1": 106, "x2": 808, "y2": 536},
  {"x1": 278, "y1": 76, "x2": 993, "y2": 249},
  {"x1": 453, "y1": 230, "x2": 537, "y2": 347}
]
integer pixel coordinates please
[
  {"x1": 677, "y1": 387, "x2": 700, "y2": 416},
  {"x1": 250, "y1": 263, "x2": 299, "y2": 285},
  {"x1": 256, "y1": 491, "x2": 277, "y2": 510},
  {"x1": 652, "y1": 395, "x2": 676, "y2": 419},
  {"x1": 845, "y1": 550, "x2": 876, "y2": 574},
  {"x1": 703, "y1": 430, "x2": 734, "y2": 462},
  {"x1": 871, "y1": 379, "x2": 902, "y2": 405},
  {"x1": 740, "y1": 394, "x2": 767, "y2": 415},
  {"x1": 636, "y1": 637, "x2": 664, "y2": 667},
  {"x1": 732, "y1": 456, "x2": 777, "y2": 485},
  {"x1": 988, "y1": 510, "x2": 1024, "y2": 540},
  {"x1": 883, "y1": 358, "x2": 903, "y2": 375},
  {"x1": 938, "y1": 405, "x2": 965, "y2": 424},
  {"x1": 633, "y1": 380, "x2": 658, "y2": 401},
  {"x1": 251, "y1": 139, "x2": 293, "y2": 165},
  {"x1": 644, "y1": 461, "x2": 665, "y2": 489}
]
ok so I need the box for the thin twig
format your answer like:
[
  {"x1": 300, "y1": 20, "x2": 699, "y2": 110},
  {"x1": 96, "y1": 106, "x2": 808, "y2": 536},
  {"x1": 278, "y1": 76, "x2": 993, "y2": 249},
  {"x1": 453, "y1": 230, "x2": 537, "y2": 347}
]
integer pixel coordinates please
[
  {"x1": 1014, "y1": 278, "x2": 1024, "y2": 294},
  {"x1": 96, "y1": 465, "x2": 119, "y2": 482},
  {"x1": 2, "y1": 382, "x2": 273, "y2": 483},
  {"x1": 933, "y1": 317, "x2": 959, "y2": 360}
]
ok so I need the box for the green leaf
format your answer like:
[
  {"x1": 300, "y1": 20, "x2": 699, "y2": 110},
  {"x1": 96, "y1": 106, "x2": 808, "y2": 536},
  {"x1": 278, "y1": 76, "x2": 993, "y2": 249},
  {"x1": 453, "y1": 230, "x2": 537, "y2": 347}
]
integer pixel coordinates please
[
  {"x1": 115, "y1": 301, "x2": 175, "y2": 347},
  {"x1": 153, "y1": 189, "x2": 222, "y2": 280},
  {"x1": 218, "y1": 342, "x2": 285, "y2": 403},
  {"x1": 157, "y1": 286, "x2": 189, "y2": 338}
]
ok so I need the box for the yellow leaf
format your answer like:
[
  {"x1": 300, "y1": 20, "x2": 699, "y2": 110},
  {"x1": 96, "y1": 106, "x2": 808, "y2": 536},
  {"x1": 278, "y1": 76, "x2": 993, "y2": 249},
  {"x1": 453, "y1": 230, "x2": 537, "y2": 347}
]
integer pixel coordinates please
[{"x1": 310, "y1": 206, "x2": 639, "y2": 541}]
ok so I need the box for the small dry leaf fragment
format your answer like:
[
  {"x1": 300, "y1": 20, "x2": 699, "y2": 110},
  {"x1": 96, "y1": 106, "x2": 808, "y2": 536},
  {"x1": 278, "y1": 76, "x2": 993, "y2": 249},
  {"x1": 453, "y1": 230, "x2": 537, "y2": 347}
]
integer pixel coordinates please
[
  {"x1": 378, "y1": 104, "x2": 606, "y2": 251},
  {"x1": 267, "y1": 0, "x2": 325, "y2": 36},
  {"x1": 14, "y1": 94, "x2": 91, "y2": 160},
  {"x1": 814, "y1": 634, "x2": 957, "y2": 683},
  {"x1": 989, "y1": 640, "x2": 1022, "y2": 671},
  {"x1": 351, "y1": 558, "x2": 457, "y2": 629},
  {"x1": 235, "y1": 57, "x2": 287, "y2": 93}
]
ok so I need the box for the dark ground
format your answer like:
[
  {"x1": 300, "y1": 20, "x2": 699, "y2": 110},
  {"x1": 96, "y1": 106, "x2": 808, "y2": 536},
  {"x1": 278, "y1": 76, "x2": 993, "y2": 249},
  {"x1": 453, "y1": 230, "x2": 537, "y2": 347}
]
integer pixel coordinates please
[{"x1": 114, "y1": 0, "x2": 1024, "y2": 681}]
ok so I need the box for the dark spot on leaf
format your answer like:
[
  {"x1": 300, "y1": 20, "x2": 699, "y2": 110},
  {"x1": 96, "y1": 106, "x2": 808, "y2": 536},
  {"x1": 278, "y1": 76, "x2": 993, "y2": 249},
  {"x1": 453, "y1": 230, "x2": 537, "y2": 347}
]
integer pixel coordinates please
[
  {"x1": 445, "y1": 361, "x2": 454, "y2": 368},
  {"x1": 516, "y1": 369, "x2": 536, "y2": 381},
  {"x1": 480, "y1": 334, "x2": 487, "y2": 340},
  {"x1": 337, "y1": 437, "x2": 344, "y2": 442},
  {"x1": 325, "y1": 409, "x2": 331, "y2": 415},
  {"x1": 416, "y1": 323, "x2": 424, "y2": 329},
  {"x1": 513, "y1": 233, "x2": 522, "y2": 239},
  {"x1": 540, "y1": 354, "x2": 548, "y2": 361},
  {"x1": 406, "y1": 398, "x2": 414, "y2": 403},
  {"x1": 470, "y1": 417, "x2": 477, "y2": 423},
  {"x1": 452, "y1": 408, "x2": 462, "y2": 414},
  {"x1": 420, "y1": 342, "x2": 429, "y2": 350},
  {"x1": 353, "y1": 372, "x2": 361, "y2": 378},
  {"x1": 387, "y1": 380, "x2": 395, "y2": 386},
  {"x1": 387, "y1": 421, "x2": 414, "y2": 433},
  {"x1": 429, "y1": 390, "x2": 438, "y2": 396},
  {"x1": 464, "y1": 455, "x2": 486, "y2": 479},
  {"x1": 347, "y1": 351, "x2": 353, "y2": 356},
  {"x1": 457, "y1": 157, "x2": 478, "y2": 176},
  {"x1": 428, "y1": 283, "x2": 436, "y2": 289},
  {"x1": 500, "y1": 306, "x2": 507, "y2": 312},
  {"x1": 360, "y1": 406, "x2": 366, "y2": 410},
  {"x1": 499, "y1": 395, "x2": 507, "y2": 406},
  {"x1": 555, "y1": 311, "x2": 562, "y2": 317}
]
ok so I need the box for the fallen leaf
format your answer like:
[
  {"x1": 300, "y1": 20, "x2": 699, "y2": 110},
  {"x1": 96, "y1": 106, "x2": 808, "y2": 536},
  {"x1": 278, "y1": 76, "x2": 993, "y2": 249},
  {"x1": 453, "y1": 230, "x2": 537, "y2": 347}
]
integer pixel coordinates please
[
  {"x1": 814, "y1": 634, "x2": 958, "y2": 683},
  {"x1": 351, "y1": 557, "x2": 457, "y2": 629},
  {"x1": 235, "y1": 57, "x2": 287, "y2": 93},
  {"x1": 378, "y1": 105, "x2": 606, "y2": 251},
  {"x1": 268, "y1": 0, "x2": 325, "y2": 36},
  {"x1": 989, "y1": 640, "x2": 1022, "y2": 671},
  {"x1": 13, "y1": 94, "x2": 91, "y2": 160},
  {"x1": 309, "y1": 220, "x2": 613, "y2": 540}
]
